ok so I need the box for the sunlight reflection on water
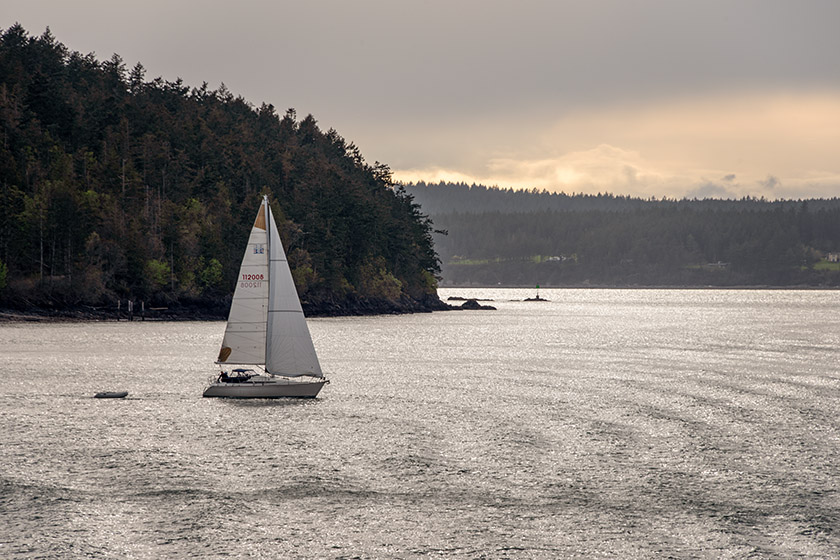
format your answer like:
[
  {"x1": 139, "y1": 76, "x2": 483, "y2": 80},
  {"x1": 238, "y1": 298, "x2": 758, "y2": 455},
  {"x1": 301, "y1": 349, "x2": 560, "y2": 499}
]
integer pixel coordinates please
[{"x1": 2, "y1": 289, "x2": 840, "y2": 558}]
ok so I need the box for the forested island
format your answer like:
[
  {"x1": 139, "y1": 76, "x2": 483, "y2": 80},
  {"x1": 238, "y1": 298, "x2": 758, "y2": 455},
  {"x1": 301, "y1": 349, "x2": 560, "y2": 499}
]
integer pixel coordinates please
[
  {"x1": 405, "y1": 182, "x2": 840, "y2": 288},
  {"x1": 0, "y1": 25, "x2": 446, "y2": 319}
]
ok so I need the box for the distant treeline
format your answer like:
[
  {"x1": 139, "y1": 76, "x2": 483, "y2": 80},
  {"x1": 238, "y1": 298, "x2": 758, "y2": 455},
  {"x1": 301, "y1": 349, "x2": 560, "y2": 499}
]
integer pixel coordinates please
[
  {"x1": 404, "y1": 182, "x2": 840, "y2": 287},
  {"x1": 404, "y1": 181, "x2": 840, "y2": 214},
  {"x1": 0, "y1": 25, "x2": 441, "y2": 315}
]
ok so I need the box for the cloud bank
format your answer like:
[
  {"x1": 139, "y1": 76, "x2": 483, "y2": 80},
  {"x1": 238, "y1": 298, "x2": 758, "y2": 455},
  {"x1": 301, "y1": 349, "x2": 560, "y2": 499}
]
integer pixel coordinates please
[{"x1": 393, "y1": 92, "x2": 840, "y2": 199}]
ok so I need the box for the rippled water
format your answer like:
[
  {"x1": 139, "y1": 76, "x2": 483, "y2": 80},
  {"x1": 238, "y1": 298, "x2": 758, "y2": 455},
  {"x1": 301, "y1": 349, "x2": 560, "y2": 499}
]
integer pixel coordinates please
[{"x1": 2, "y1": 289, "x2": 840, "y2": 558}]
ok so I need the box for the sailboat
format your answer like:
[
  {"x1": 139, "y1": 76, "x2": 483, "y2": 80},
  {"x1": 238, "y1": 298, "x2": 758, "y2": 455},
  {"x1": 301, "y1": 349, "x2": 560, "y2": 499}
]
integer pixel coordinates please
[{"x1": 203, "y1": 195, "x2": 328, "y2": 398}]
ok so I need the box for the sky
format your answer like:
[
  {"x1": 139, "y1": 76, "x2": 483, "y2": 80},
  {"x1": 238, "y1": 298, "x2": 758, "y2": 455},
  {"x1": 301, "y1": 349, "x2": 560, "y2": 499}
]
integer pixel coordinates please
[{"x1": 4, "y1": 0, "x2": 840, "y2": 199}]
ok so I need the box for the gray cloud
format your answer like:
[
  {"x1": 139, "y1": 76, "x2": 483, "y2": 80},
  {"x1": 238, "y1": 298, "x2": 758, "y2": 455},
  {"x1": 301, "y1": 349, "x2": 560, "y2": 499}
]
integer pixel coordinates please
[
  {"x1": 686, "y1": 181, "x2": 739, "y2": 200},
  {"x1": 760, "y1": 175, "x2": 780, "y2": 191},
  {"x1": 7, "y1": 1, "x2": 840, "y2": 120},
  {"x1": 5, "y1": 0, "x2": 840, "y2": 198}
]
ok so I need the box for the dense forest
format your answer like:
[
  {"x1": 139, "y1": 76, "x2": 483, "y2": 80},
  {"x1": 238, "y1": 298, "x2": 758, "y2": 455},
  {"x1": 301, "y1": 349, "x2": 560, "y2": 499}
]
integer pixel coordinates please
[
  {"x1": 0, "y1": 25, "x2": 444, "y2": 317},
  {"x1": 404, "y1": 182, "x2": 840, "y2": 287}
]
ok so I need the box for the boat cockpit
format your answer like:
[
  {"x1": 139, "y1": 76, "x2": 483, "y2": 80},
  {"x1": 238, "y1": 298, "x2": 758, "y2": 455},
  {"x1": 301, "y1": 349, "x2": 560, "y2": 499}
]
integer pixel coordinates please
[{"x1": 218, "y1": 368, "x2": 256, "y2": 383}]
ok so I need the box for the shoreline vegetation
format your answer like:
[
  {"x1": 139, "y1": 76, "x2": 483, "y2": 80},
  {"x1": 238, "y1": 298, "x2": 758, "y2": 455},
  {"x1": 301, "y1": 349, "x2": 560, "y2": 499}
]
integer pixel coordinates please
[
  {"x1": 0, "y1": 26, "x2": 443, "y2": 318},
  {"x1": 0, "y1": 293, "x2": 453, "y2": 323}
]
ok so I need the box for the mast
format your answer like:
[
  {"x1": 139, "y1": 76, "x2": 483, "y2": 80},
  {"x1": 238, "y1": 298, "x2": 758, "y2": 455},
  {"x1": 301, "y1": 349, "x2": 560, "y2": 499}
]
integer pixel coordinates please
[{"x1": 263, "y1": 195, "x2": 271, "y2": 365}]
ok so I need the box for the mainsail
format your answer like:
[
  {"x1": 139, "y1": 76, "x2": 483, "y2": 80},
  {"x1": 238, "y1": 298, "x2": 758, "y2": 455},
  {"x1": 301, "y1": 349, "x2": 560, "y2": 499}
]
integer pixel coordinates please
[{"x1": 217, "y1": 202, "x2": 269, "y2": 365}]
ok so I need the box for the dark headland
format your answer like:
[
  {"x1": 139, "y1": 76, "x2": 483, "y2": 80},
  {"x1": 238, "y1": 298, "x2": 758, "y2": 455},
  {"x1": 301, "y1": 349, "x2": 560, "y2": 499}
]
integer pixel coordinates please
[{"x1": 0, "y1": 26, "x2": 447, "y2": 321}]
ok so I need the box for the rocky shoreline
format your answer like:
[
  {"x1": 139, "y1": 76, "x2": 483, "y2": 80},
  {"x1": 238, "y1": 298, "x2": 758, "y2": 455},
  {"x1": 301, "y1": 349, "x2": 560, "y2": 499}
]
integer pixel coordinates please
[
  {"x1": 0, "y1": 292, "x2": 511, "y2": 322},
  {"x1": 0, "y1": 293, "x2": 458, "y2": 323}
]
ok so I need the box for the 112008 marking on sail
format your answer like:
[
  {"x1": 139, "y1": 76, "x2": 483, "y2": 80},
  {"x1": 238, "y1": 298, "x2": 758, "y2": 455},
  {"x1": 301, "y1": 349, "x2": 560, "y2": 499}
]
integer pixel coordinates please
[{"x1": 240, "y1": 273, "x2": 264, "y2": 288}]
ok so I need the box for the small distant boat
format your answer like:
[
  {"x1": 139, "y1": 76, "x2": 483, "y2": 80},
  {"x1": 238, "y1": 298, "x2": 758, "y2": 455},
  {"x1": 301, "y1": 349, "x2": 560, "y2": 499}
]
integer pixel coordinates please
[
  {"x1": 94, "y1": 391, "x2": 128, "y2": 399},
  {"x1": 203, "y1": 195, "x2": 328, "y2": 399}
]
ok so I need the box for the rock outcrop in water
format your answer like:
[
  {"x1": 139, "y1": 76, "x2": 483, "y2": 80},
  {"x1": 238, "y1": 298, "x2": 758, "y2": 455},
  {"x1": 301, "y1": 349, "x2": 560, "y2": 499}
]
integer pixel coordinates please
[{"x1": 457, "y1": 298, "x2": 496, "y2": 310}]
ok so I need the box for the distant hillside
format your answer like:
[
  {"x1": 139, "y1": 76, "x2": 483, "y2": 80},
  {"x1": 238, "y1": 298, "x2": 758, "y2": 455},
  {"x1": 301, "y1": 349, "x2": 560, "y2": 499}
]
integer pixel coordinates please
[
  {"x1": 0, "y1": 25, "x2": 444, "y2": 317},
  {"x1": 403, "y1": 181, "x2": 840, "y2": 214},
  {"x1": 405, "y1": 182, "x2": 840, "y2": 287}
]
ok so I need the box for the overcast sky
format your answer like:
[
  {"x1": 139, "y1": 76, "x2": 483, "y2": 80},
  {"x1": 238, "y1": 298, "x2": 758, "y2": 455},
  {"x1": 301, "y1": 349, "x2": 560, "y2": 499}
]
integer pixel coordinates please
[{"x1": 5, "y1": 0, "x2": 840, "y2": 199}]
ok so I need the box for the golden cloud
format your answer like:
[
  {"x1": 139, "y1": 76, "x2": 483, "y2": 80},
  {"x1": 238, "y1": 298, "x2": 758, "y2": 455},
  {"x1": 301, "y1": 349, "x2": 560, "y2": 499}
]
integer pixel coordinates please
[{"x1": 393, "y1": 91, "x2": 840, "y2": 199}]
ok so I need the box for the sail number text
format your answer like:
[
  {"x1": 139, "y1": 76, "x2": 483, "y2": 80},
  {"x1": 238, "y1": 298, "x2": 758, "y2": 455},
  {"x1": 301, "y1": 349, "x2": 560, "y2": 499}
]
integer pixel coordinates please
[{"x1": 240, "y1": 273, "x2": 264, "y2": 288}]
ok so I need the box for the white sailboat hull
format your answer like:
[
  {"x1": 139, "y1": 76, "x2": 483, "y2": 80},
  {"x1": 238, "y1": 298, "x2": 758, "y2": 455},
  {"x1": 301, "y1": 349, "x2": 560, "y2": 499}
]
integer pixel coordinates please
[{"x1": 203, "y1": 377, "x2": 327, "y2": 398}]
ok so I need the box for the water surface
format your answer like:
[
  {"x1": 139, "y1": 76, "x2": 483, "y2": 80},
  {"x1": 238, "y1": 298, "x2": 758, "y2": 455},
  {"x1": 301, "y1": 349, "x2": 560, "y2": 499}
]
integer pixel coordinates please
[{"x1": 2, "y1": 289, "x2": 839, "y2": 558}]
